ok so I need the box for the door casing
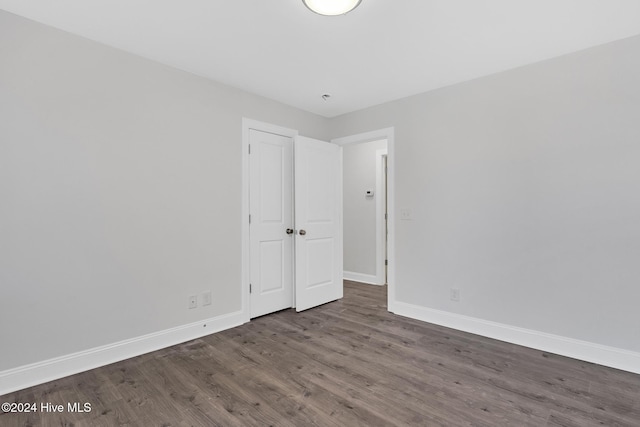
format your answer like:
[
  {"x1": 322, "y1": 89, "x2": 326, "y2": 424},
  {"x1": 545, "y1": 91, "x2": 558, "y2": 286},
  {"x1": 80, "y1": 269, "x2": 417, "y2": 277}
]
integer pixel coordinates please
[
  {"x1": 376, "y1": 148, "x2": 388, "y2": 285},
  {"x1": 332, "y1": 128, "x2": 396, "y2": 312}
]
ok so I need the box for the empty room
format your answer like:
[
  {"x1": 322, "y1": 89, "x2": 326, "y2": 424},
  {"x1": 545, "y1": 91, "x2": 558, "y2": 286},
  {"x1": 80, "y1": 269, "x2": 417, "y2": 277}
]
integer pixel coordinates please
[{"x1": 1, "y1": 1, "x2": 640, "y2": 426}]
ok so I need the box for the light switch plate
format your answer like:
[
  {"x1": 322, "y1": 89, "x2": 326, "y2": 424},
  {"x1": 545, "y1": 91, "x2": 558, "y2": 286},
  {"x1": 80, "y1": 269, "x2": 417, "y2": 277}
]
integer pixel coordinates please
[{"x1": 202, "y1": 291, "x2": 212, "y2": 306}]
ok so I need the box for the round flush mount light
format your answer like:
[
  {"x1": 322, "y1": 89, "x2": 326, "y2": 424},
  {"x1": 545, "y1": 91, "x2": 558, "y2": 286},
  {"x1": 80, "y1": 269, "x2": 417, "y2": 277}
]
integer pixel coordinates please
[{"x1": 303, "y1": 0, "x2": 362, "y2": 16}]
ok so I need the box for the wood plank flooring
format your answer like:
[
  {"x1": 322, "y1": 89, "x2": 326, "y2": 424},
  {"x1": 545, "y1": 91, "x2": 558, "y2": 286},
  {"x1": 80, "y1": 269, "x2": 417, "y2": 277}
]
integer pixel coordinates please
[{"x1": 2, "y1": 281, "x2": 639, "y2": 426}]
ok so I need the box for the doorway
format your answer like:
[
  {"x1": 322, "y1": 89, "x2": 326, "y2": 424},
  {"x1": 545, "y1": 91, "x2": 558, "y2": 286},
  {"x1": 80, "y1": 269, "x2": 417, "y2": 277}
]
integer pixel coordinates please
[
  {"x1": 341, "y1": 139, "x2": 388, "y2": 286},
  {"x1": 332, "y1": 128, "x2": 396, "y2": 311}
]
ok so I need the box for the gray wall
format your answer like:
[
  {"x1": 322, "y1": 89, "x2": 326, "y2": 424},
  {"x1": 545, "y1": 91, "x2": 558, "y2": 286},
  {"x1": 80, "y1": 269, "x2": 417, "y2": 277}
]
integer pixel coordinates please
[
  {"x1": 330, "y1": 35, "x2": 640, "y2": 353},
  {"x1": 0, "y1": 11, "x2": 328, "y2": 371},
  {"x1": 343, "y1": 139, "x2": 387, "y2": 279}
]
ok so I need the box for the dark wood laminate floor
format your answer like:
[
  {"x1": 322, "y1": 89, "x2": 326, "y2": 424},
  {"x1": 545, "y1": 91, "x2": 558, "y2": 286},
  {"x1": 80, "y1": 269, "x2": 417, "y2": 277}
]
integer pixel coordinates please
[{"x1": 2, "y1": 281, "x2": 640, "y2": 426}]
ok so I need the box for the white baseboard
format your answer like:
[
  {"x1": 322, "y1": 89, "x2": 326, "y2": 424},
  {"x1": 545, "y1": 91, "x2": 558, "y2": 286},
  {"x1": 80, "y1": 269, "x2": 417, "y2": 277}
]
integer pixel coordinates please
[
  {"x1": 343, "y1": 271, "x2": 382, "y2": 285},
  {"x1": 0, "y1": 310, "x2": 245, "y2": 396},
  {"x1": 392, "y1": 301, "x2": 640, "y2": 375}
]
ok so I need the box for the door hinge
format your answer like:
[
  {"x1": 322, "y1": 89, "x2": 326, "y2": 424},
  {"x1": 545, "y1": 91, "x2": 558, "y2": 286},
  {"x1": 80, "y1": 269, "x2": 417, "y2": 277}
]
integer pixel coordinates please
[
  {"x1": 385, "y1": 213, "x2": 388, "y2": 220},
  {"x1": 248, "y1": 144, "x2": 251, "y2": 154},
  {"x1": 249, "y1": 283, "x2": 252, "y2": 293},
  {"x1": 249, "y1": 214, "x2": 251, "y2": 224},
  {"x1": 385, "y1": 260, "x2": 388, "y2": 266}
]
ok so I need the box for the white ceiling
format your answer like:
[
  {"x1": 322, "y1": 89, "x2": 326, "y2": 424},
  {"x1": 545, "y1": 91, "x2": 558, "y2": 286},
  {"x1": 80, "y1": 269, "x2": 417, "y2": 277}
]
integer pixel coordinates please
[{"x1": 2, "y1": 1, "x2": 640, "y2": 117}]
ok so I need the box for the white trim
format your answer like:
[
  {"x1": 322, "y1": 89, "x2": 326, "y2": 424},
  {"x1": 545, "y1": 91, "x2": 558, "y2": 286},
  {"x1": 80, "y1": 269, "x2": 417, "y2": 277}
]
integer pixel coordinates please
[
  {"x1": 393, "y1": 301, "x2": 640, "y2": 375},
  {"x1": 375, "y1": 149, "x2": 388, "y2": 286},
  {"x1": 332, "y1": 128, "x2": 392, "y2": 147},
  {"x1": 337, "y1": 145, "x2": 344, "y2": 299},
  {"x1": 343, "y1": 271, "x2": 381, "y2": 285},
  {"x1": 332, "y1": 127, "x2": 396, "y2": 310},
  {"x1": 242, "y1": 118, "x2": 298, "y2": 321},
  {"x1": 0, "y1": 310, "x2": 245, "y2": 396}
]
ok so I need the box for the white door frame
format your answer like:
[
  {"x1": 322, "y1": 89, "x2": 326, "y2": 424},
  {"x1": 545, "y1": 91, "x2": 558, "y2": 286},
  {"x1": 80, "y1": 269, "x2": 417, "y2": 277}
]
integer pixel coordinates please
[
  {"x1": 242, "y1": 118, "x2": 298, "y2": 322},
  {"x1": 332, "y1": 128, "x2": 396, "y2": 312},
  {"x1": 375, "y1": 148, "x2": 388, "y2": 286}
]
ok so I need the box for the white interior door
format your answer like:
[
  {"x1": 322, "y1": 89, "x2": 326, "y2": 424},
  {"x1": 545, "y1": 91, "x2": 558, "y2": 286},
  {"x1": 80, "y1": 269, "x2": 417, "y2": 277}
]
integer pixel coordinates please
[
  {"x1": 249, "y1": 129, "x2": 294, "y2": 318},
  {"x1": 294, "y1": 136, "x2": 343, "y2": 312}
]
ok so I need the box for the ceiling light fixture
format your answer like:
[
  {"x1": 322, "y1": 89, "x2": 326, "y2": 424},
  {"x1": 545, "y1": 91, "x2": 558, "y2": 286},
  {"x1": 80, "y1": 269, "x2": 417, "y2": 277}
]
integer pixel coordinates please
[{"x1": 302, "y1": 0, "x2": 362, "y2": 16}]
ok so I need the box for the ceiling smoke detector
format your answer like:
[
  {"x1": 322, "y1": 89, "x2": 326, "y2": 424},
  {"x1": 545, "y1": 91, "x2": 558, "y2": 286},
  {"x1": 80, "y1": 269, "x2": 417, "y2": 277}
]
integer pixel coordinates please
[{"x1": 303, "y1": 0, "x2": 362, "y2": 16}]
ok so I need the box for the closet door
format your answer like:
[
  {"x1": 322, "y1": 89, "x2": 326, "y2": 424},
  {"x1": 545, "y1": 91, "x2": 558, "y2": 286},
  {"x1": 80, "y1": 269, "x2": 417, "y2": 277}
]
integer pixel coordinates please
[
  {"x1": 249, "y1": 129, "x2": 294, "y2": 318},
  {"x1": 294, "y1": 136, "x2": 343, "y2": 312}
]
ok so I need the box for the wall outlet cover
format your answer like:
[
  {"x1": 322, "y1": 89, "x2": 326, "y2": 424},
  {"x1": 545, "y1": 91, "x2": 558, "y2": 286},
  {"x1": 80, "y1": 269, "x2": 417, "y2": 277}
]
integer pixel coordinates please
[
  {"x1": 400, "y1": 208, "x2": 413, "y2": 220},
  {"x1": 188, "y1": 295, "x2": 198, "y2": 309}
]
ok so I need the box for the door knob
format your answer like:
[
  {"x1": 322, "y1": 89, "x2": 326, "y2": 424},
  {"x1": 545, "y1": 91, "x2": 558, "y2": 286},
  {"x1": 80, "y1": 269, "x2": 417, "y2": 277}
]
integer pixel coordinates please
[
  {"x1": 299, "y1": 229, "x2": 306, "y2": 236},
  {"x1": 286, "y1": 228, "x2": 294, "y2": 235}
]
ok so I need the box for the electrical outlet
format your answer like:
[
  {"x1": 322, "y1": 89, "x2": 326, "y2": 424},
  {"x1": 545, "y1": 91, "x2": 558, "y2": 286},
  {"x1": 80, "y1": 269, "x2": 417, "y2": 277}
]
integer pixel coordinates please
[
  {"x1": 400, "y1": 208, "x2": 413, "y2": 220},
  {"x1": 188, "y1": 295, "x2": 197, "y2": 309},
  {"x1": 202, "y1": 291, "x2": 212, "y2": 306},
  {"x1": 450, "y1": 288, "x2": 460, "y2": 302}
]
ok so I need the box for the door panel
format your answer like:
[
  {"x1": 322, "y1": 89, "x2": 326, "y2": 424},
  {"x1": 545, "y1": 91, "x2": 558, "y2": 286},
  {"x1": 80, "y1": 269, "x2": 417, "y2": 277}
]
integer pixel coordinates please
[
  {"x1": 259, "y1": 240, "x2": 284, "y2": 292},
  {"x1": 295, "y1": 136, "x2": 343, "y2": 312},
  {"x1": 250, "y1": 129, "x2": 293, "y2": 318},
  {"x1": 306, "y1": 238, "x2": 334, "y2": 288}
]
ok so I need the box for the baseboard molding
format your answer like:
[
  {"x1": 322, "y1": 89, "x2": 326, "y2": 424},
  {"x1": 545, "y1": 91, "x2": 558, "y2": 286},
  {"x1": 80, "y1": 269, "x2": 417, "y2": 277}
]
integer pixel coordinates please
[
  {"x1": 392, "y1": 301, "x2": 640, "y2": 375},
  {"x1": 0, "y1": 310, "x2": 245, "y2": 396},
  {"x1": 343, "y1": 271, "x2": 382, "y2": 285}
]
